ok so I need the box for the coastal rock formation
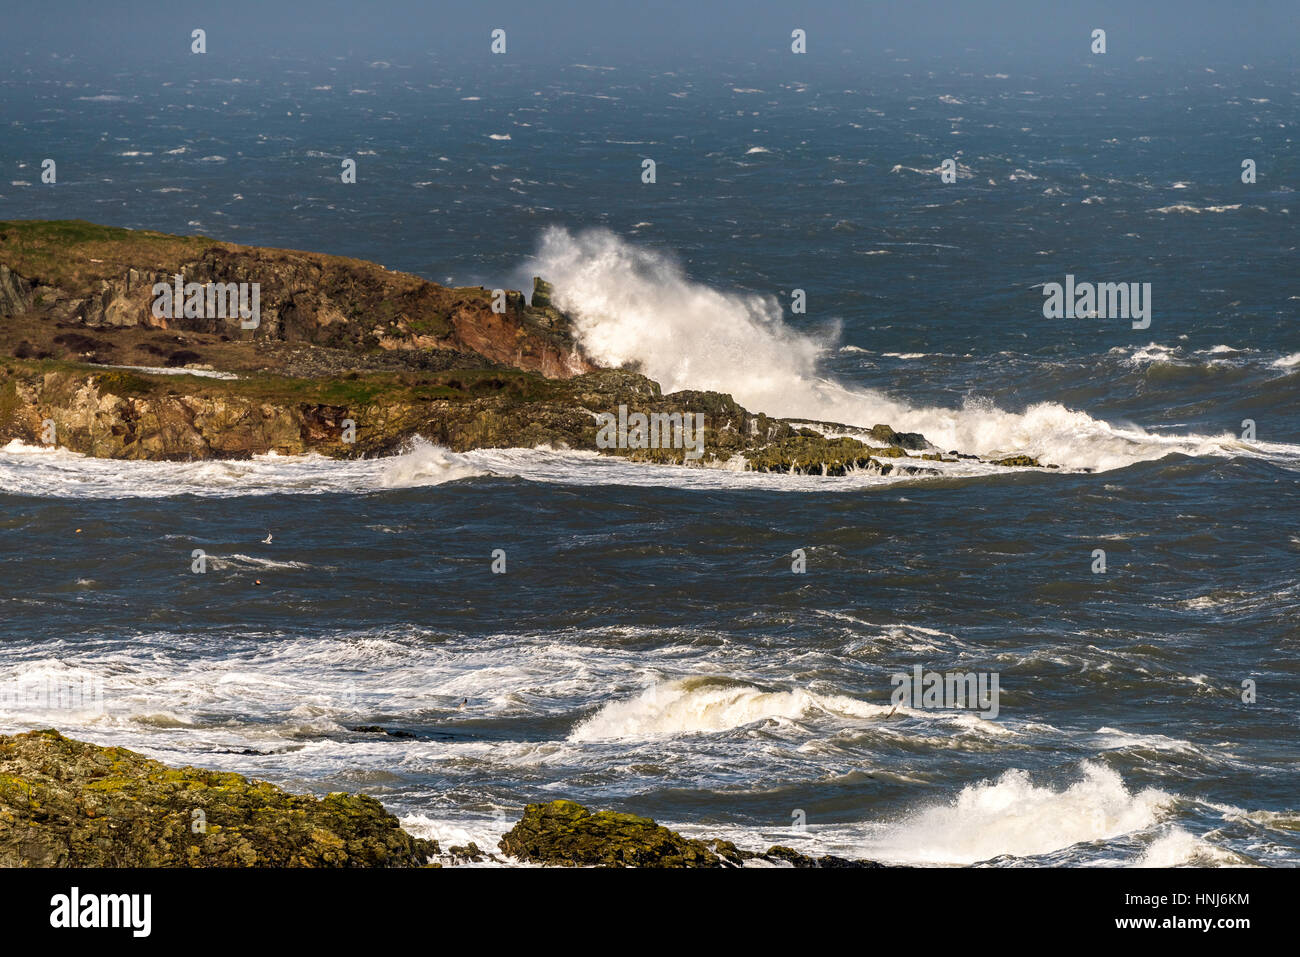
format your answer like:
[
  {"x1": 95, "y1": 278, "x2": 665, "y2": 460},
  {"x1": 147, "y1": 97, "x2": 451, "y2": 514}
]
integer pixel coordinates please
[
  {"x1": 0, "y1": 220, "x2": 1051, "y2": 470},
  {"x1": 498, "y1": 799, "x2": 885, "y2": 868},
  {"x1": 747, "y1": 432, "x2": 906, "y2": 475},
  {"x1": 0, "y1": 220, "x2": 593, "y2": 378},
  {"x1": 498, "y1": 799, "x2": 730, "y2": 867},
  {"x1": 0, "y1": 729, "x2": 437, "y2": 867}
]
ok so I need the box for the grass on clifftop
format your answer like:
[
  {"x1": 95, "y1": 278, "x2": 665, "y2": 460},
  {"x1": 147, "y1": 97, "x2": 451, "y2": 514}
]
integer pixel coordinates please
[{"x1": 0, "y1": 219, "x2": 221, "y2": 289}]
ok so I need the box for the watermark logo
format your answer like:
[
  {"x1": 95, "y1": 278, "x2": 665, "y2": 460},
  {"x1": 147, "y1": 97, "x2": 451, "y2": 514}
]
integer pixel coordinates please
[
  {"x1": 595, "y1": 405, "x2": 705, "y2": 460},
  {"x1": 1042, "y1": 274, "x2": 1151, "y2": 329},
  {"x1": 50, "y1": 888, "x2": 151, "y2": 938},
  {"x1": 890, "y1": 665, "x2": 1000, "y2": 719},
  {"x1": 152, "y1": 275, "x2": 260, "y2": 329}
]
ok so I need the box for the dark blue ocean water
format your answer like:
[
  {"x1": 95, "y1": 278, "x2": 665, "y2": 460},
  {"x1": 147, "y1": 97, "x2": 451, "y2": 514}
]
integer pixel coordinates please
[{"x1": 1, "y1": 53, "x2": 1297, "y2": 865}]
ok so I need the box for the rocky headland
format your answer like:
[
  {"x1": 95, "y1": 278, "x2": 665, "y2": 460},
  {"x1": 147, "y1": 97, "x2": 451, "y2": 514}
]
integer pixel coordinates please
[
  {"x1": 0, "y1": 730, "x2": 883, "y2": 868},
  {"x1": 0, "y1": 220, "x2": 1045, "y2": 472}
]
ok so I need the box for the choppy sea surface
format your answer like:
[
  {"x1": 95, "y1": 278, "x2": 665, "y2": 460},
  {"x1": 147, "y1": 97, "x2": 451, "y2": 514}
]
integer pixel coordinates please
[{"x1": 1, "y1": 54, "x2": 1297, "y2": 866}]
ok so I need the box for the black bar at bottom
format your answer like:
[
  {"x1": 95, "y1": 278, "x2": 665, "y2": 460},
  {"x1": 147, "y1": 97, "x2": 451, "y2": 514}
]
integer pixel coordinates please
[{"x1": 0, "y1": 865, "x2": 1276, "y2": 945}]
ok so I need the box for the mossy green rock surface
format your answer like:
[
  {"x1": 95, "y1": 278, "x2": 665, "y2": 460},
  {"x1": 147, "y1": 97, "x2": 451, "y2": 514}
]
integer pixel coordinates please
[
  {"x1": 498, "y1": 799, "x2": 885, "y2": 868},
  {"x1": 745, "y1": 434, "x2": 903, "y2": 475},
  {"x1": 499, "y1": 799, "x2": 729, "y2": 867},
  {"x1": 0, "y1": 729, "x2": 437, "y2": 867}
]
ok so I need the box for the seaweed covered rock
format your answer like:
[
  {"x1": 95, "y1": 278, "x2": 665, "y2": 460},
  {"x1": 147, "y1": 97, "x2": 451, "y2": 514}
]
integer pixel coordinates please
[
  {"x1": 864, "y1": 423, "x2": 929, "y2": 451},
  {"x1": 0, "y1": 729, "x2": 437, "y2": 867},
  {"x1": 497, "y1": 799, "x2": 886, "y2": 868},
  {"x1": 499, "y1": 799, "x2": 729, "y2": 867},
  {"x1": 745, "y1": 434, "x2": 904, "y2": 475},
  {"x1": 762, "y1": 845, "x2": 885, "y2": 868}
]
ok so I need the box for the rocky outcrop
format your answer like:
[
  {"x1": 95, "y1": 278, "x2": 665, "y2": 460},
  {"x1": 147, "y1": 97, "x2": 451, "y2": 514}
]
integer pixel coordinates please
[
  {"x1": 498, "y1": 799, "x2": 729, "y2": 867},
  {"x1": 0, "y1": 365, "x2": 781, "y2": 461},
  {"x1": 0, "y1": 264, "x2": 33, "y2": 316},
  {"x1": 0, "y1": 220, "x2": 1053, "y2": 469},
  {"x1": 0, "y1": 220, "x2": 594, "y2": 379},
  {"x1": 747, "y1": 432, "x2": 905, "y2": 475},
  {"x1": 498, "y1": 799, "x2": 885, "y2": 868},
  {"x1": 0, "y1": 730, "x2": 437, "y2": 867}
]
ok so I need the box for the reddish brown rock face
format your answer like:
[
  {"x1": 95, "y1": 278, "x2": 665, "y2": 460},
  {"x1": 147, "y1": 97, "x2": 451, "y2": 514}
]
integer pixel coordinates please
[{"x1": 446, "y1": 297, "x2": 595, "y2": 378}]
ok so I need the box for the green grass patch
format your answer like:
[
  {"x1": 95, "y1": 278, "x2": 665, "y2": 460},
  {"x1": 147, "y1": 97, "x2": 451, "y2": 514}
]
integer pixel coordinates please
[{"x1": 0, "y1": 219, "x2": 220, "y2": 290}]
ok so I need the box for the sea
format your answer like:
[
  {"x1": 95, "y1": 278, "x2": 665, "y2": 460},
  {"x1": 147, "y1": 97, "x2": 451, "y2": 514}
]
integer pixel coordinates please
[{"x1": 0, "y1": 50, "x2": 1297, "y2": 867}]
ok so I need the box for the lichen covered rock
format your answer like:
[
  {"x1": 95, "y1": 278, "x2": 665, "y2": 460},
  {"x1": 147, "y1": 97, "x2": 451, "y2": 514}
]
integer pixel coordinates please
[
  {"x1": 498, "y1": 799, "x2": 728, "y2": 867},
  {"x1": 498, "y1": 799, "x2": 885, "y2": 868},
  {"x1": 0, "y1": 729, "x2": 437, "y2": 867},
  {"x1": 745, "y1": 434, "x2": 903, "y2": 475}
]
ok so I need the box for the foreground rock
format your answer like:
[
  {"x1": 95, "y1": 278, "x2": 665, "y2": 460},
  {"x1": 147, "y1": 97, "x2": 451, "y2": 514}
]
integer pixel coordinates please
[
  {"x1": 0, "y1": 733, "x2": 888, "y2": 868},
  {"x1": 0, "y1": 730, "x2": 437, "y2": 867},
  {"x1": 499, "y1": 799, "x2": 885, "y2": 868}
]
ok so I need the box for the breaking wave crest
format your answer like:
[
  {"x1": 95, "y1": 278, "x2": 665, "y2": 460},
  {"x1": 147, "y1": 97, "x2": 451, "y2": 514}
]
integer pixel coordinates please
[
  {"x1": 527, "y1": 227, "x2": 1271, "y2": 471},
  {"x1": 864, "y1": 763, "x2": 1173, "y2": 865},
  {"x1": 568, "y1": 676, "x2": 890, "y2": 741}
]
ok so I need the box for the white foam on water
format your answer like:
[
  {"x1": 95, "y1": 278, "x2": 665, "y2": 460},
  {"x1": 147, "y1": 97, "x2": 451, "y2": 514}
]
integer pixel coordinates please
[
  {"x1": 0, "y1": 437, "x2": 487, "y2": 498},
  {"x1": 377, "y1": 440, "x2": 487, "y2": 487},
  {"x1": 524, "y1": 227, "x2": 1281, "y2": 472},
  {"x1": 0, "y1": 436, "x2": 1002, "y2": 500},
  {"x1": 861, "y1": 763, "x2": 1174, "y2": 865},
  {"x1": 1135, "y1": 828, "x2": 1245, "y2": 867},
  {"x1": 398, "y1": 814, "x2": 559, "y2": 867},
  {"x1": 1118, "y1": 342, "x2": 1181, "y2": 366}
]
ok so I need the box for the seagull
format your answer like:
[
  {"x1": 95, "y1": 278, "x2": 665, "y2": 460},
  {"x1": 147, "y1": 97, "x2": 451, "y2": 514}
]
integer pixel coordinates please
[{"x1": 262, "y1": 532, "x2": 272, "y2": 544}]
